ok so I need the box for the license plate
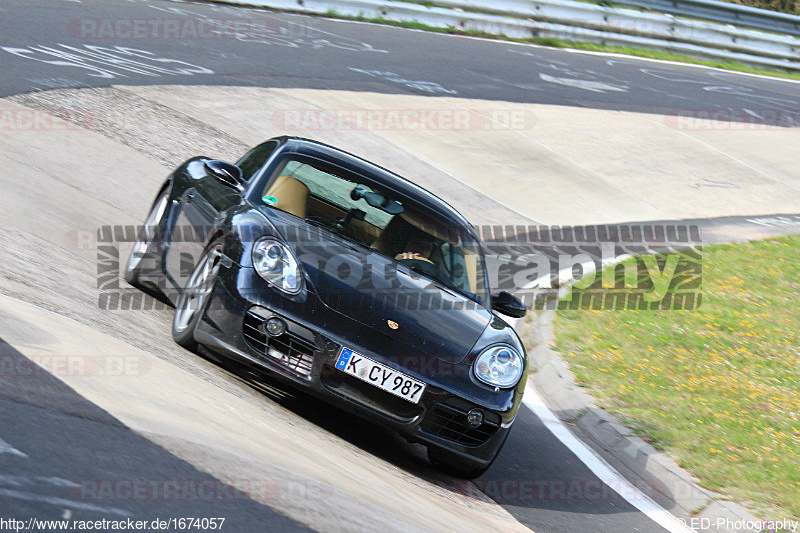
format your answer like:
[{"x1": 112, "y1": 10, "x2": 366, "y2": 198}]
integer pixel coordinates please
[{"x1": 335, "y1": 348, "x2": 426, "y2": 404}]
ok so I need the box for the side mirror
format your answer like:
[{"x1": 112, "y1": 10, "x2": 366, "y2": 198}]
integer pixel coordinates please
[
  {"x1": 492, "y1": 291, "x2": 527, "y2": 318},
  {"x1": 204, "y1": 160, "x2": 244, "y2": 192}
]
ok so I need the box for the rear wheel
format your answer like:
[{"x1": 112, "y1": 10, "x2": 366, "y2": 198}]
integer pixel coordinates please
[
  {"x1": 125, "y1": 191, "x2": 169, "y2": 288},
  {"x1": 172, "y1": 243, "x2": 223, "y2": 350}
]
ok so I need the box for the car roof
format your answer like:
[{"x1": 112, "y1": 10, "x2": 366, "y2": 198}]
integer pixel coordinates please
[{"x1": 277, "y1": 136, "x2": 476, "y2": 236}]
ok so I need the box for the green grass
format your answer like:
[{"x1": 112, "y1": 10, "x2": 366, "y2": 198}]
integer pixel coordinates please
[
  {"x1": 527, "y1": 40, "x2": 800, "y2": 81},
  {"x1": 718, "y1": 0, "x2": 798, "y2": 16},
  {"x1": 554, "y1": 236, "x2": 800, "y2": 521}
]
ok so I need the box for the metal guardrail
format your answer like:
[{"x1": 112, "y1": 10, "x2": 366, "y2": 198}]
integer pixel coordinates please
[
  {"x1": 429, "y1": 0, "x2": 800, "y2": 37},
  {"x1": 229, "y1": 0, "x2": 800, "y2": 71},
  {"x1": 612, "y1": 0, "x2": 800, "y2": 38}
]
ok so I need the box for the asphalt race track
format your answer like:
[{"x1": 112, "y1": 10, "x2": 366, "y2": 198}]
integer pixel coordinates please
[
  {"x1": 2, "y1": 0, "x2": 799, "y2": 118},
  {"x1": 1, "y1": 1, "x2": 799, "y2": 532}
]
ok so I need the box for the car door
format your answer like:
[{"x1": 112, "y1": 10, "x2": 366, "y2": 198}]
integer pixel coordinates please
[
  {"x1": 163, "y1": 168, "x2": 241, "y2": 290},
  {"x1": 164, "y1": 142, "x2": 280, "y2": 290}
]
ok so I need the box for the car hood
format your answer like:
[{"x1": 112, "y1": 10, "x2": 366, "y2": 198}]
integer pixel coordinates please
[{"x1": 288, "y1": 224, "x2": 492, "y2": 365}]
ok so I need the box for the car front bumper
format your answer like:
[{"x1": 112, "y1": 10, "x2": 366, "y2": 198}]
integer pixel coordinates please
[{"x1": 194, "y1": 262, "x2": 523, "y2": 468}]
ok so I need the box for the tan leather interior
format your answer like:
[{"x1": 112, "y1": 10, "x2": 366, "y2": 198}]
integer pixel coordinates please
[
  {"x1": 307, "y1": 196, "x2": 381, "y2": 244},
  {"x1": 264, "y1": 175, "x2": 310, "y2": 219},
  {"x1": 398, "y1": 209, "x2": 458, "y2": 244},
  {"x1": 463, "y1": 249, "x2": 478, "y2": 293}
]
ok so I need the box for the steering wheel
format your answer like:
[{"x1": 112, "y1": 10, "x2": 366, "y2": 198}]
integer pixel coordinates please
[{"x1": 398, "y1": 257, "x2": 441, "y2": 279}]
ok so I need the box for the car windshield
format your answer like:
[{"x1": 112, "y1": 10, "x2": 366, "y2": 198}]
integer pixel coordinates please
[{"x1": 258, "y1": 156, "x2": 489, "y2": 303}]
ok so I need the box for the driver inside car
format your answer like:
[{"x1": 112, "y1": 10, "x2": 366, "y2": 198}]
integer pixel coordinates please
[
  {"x1": 394, "y1": 236, "x2": 446, "y2": 282},
  {"x1": 395, "y1": 238, "x2": 435, "y2": 264}
]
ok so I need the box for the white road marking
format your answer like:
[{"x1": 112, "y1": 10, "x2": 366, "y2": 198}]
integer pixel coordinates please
[
  {"x1": 301, "y1": 14, "x2": 797, "y2": 85},
  {"x1": 539, "y1": 72, "x2": 628, "y2": 93},
  {"x1": 639, "y1": 68, "x2": 707, "y2": 84},
  {"x1": 559, "y1": 48, "x2": 800, "y2": 84},
  {"x1": 0, "y1": 488, "x2": 131, "y2": 517},
  {"x1": 0, "y1": 437, "x2": 28, "y2": 458},
  {"x1": 522, "y1": 385, "x2": 695, "y2": 533},
  {"x1": 1, "y1": 44, "x2": 214, "y2": 79},
  {"x1": 522, "y1": 260, "x2": 606, "y2": 290},
  {"x1": 702, "y1": 85, "x2": 799, "y2": 112},
  {"x1": 742, "y1": 109, "x2": 764, "y2": 120},
  {"x1": 0, "y1": 476, "x2": 80, "y2": 488},
  {"x1": 146, "y1": 3, "x2": 388, "y2": 52},
  {"x1": 746, "y1": 215, "x2": 800, "y2": 227},
  {"x1": 348, "y1": 68, "x2": 457, "y2": 94}
]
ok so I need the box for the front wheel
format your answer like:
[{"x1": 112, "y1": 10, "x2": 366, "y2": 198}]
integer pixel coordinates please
[{"x1": 172, "y1": 243, "x2": 223, "y2": 350}]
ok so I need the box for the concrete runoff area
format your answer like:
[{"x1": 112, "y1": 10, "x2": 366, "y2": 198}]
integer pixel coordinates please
[
  {"x1": 118, "y1": 85, "x2": 800, "y2": 226},
  {"x1": 8, "y1": 85, "x2": 800, "y2": 228},
  {"x1": 0, "y1": 294, "x2": 522, "y2": 532},
  {"x1": 1, "y1": 85, "x2": 798, "y2": 530}
]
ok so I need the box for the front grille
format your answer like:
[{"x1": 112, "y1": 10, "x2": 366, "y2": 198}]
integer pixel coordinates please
[
  {"x1": 321, "y1": 365, "x2": 423, "y2": 422},
  {"x1": 419, "y1": 399, "x2": 501, "y2": 447},
  {"x1": 243, "y1": 309, "x2": 315, "y2": 377}
]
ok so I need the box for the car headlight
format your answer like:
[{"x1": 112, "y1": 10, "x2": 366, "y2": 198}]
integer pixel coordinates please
[
  {"x1": 473, "y1": 345, "x2": 523, "y2": 388},
  {"x1": 252, "y1": 238, "x2": 303, "y2": 294}
]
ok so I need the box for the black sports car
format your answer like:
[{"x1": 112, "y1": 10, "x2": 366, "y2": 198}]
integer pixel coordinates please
[{"x1": 126, "y1": 136, "x2": 528, "y2": 478}]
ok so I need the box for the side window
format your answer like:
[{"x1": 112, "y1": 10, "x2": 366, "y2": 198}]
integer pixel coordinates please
[
  {"x1": 237, "y1": 141, "x2": 278, "y2": 181},
  {"x1": 440, "y1": 241, "x2": 453, "y2": 272}
]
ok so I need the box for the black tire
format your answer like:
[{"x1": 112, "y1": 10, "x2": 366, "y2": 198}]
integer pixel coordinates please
[
  {"x1": 427, "y1": 447, "x2": 492, "y2": 480},
  {"x1": 125, "y1": 190, "x2": 169, "y2": 289},
  {"x1": 171, "y1": 243, "x2": 223, "y2": 351}
]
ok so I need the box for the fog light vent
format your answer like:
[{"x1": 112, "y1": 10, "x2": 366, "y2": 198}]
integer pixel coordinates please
[
  {"x1": 466, "y1": 409, "x2": 484, "y2": 428},
  {"x1": 264, "y1": 316, "x2": 287, "y2": 337}
]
